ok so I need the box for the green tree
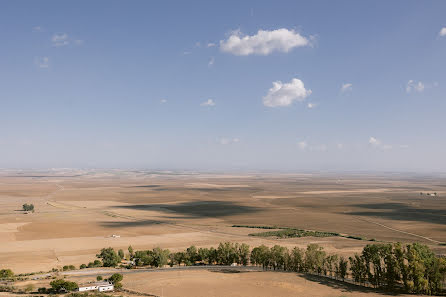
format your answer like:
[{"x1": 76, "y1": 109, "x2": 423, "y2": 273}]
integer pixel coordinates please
[
  {"x1": 96, "y1": 247, "x2": 120, "y2": 267},
  {"x1": 305, "y1": 244, "x2": 326, "y2": 274},
  {"x1": 151, "y1": 247, "x2": 170, "y2": 267},
  {"x1": 0, "y1": 269, "x2": 14, "y2": 279},
  {"x1": 186, "y1": 245, "x2": 199, "y2": 265},
  {"x1": 290, "y1": 247, "x2": 305, "y2": 272},
  {"x1": 22, "y1": 203, "x2": 34, "y2": 212},
  {"x1": 128, "y1": 245, "x2": 134, "y2": 258},
  {"x1": 108, "y1": 273, "x2": 123, "y2": 289},
  {"x1": 79, "y1": 264, "x2": 87, "y2": 269},
  {"x1": 97, "y1": 275, "x2": 103, "y2": 281},
  {"x1": 337, "y1": 257, "x2": 348, "y2": 281},
  {"x1": 50, "y1": 279, "x2": 78, "y2": 292},
  {"x1": 237, "y1": 243, "x2": 250, "y2": 266},
  {"x1": 118, "y1": 249, "x2": 124, "y2": 260}
]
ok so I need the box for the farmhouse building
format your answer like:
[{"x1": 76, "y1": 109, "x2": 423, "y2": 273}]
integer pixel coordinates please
[{"x1": 78, "y1": 281, "x2": 114, "y2": 292}]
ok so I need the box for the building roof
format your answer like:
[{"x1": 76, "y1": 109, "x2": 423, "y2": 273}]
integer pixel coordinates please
[{"x1": 79, "y1": 281, "x2": 113, "y2": 287}]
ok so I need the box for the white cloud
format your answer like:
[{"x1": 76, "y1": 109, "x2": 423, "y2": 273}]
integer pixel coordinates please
[
  {"x1": 369, "y1": 136, "x2": 392, "y2": 150},
  {"x1": 201, "y1": 99, "x2": 215, "y2": 106},
  {"x1": 439, "y1": 27, "x2": 446, "y2": 37},
  {"x1": 263, "y1": 78, "x2": 311, "y2": 107},
  {"x1": 307, "y1": 102, "x2": 317, "y2": 109},
  {"x1": 52, "y1": 33, "x2": 69, "y2": 47},
  {"x1": 341, "y1": 83, "x2": 352, "y2": 92},
  {"x1": 34, "y1": 56, "x2": 49, "y2": 68},
  {"x1": 406, "y1": 80, "x2": 425, "y2": 93},
  {"x1": 208, "y1": 57, "x2": 215, "y2": 67},
  {"x1": 337, "y1": 143, "x2": 344, "y2": 150},
  {"x1": 160, "y1": 99, "x2": 167, "y2": 104},
  {"x1": 220, "y1": 28, "x2": 310, "y2": 56},
  {"x1": 298, "y1": 140, "x2": 327, "y2": 151},
  {"x1": 369, "y1": 136, "x2": 380, "y2": 146},
  {"x1": 207, "y1": 42, "x2": 216, "y2": 47},
  {"x1": 218, "y1": 137, "x2": 240, "y2": 145}
]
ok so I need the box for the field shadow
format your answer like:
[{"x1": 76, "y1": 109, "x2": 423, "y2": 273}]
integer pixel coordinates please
[
  {"x1": 348, "y1": 202, "x2": 446, "y2": 225},
  {"x1": 300, "y1": 274, "x2": 404, "y2": 296},
  {"x1": 100, "y1": 220, "x2": 163, "y2": 228},
  {"x1": 112, "y1": 201, "x2": 261, "y2": 218}
]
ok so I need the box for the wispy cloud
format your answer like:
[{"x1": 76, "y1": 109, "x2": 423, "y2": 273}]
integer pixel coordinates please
[
  {"x1": 208, "y1": 57, "x2": 215, "y2": 67},
  {"x1": 207, "y1": 42, "x2": 216, "y2": 47},
  {"x1": 439, "y1": 27, "x2": 446, "y2": 37},
  {"x1": 369, "y1": 136, "x2": 392, "y2": 150},
  {"x1": 406, "y1": 80, "x2": 425, "y2": 93},
  {"x1": 201, "y1": 99, "x2": 216, "y2": 106},
  {"x1": 307, "y1": 102, "x2": 317, "y2": 109},
  {"x1": 341, "y1": 83, "x2": 352, "y2": 93},
  {"x1": 32, "y1": 26, "x2": 43, "y2": 32},
  {"x1": 52, "y1": 33, "x2": 69, "y2": 47},
  {"x1": 298, "y1": 140, "x2": 327, "y2": 151},
  {"x1": 34, "y1": 56, "x2": 49, "y2": 68},
  {"x1": 220, "y1": 28, "x2": 310, "y2": 56},
  {"x1": 160, "y1": 99, "x2": 167, "y2": 104},
  {"x1": 263, "y1": 78, "x2": 311, "y2": 107},
  {"x1": 217, "y1": 137, "x2": 240, "y2": 145}
]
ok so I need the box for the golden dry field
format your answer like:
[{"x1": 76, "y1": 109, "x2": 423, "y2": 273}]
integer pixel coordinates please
[{"x1": 1, "y1": 169, "x2": 445, "y2": 296}]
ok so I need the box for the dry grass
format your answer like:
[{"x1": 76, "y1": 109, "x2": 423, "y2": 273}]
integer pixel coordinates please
[{"x1": 0, "y1": 170, "x2": 445, "y2": 280}]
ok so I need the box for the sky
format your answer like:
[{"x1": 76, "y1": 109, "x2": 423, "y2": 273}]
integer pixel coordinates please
[{"x1": 1, "y1": 0, "x2": 446, "y2": 172}]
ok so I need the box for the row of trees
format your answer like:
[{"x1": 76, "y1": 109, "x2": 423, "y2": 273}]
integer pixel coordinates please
[{"x1": 95, "y1": 242, "x2": 445, "y2": 295}]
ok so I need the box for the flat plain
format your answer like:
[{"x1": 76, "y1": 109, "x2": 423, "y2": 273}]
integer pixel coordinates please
[{"x1": 1, "y1": 169, "x2": 445, "y2": 296}]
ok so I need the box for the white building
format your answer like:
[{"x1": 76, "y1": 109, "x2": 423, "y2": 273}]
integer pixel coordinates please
[{"x1": 78, "y1": 281, "x2": 114, "y2": 292}]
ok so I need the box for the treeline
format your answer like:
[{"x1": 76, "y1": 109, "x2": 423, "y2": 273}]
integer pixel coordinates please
[{"x1": 96, "y1": 242, "x2": 446, "y2": 295}]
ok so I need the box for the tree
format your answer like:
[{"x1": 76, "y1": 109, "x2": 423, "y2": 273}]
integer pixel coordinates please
[
  {"x1": 96, "y1": 247, "x2": 120, "y2": 267},
  {"x1": 80, "y1": 264, "x2": 87, "y2": 269},
  {"x1": 290, "y1": 247, "x2": 305, "y2": 272},
  {"x1": 0, "y1": 269, "x2": 14, "y2": 279},
  {"x1": 270, "y1": 245, "x2": 287, "y2": 270},
  {"x1": 217, "y1": 242, "x2": 238, "y2": 265},
  {"x1": 151, "y1": 247, "x2": 170, "y2": 267},
  {"x1": 97, "y1": 275, "x2": 103, "y2": 281},
  {"x1": 22, "y1": 203, "x2": 34, "y2": 212},
  {"x1": 50, "y1": 279, "x2": 78, "y2": 292},
  {"x1": 337, "y1": 257, "x2": 348, "y2": 281},
  {"x1": 108, "y1": 273, "x2": 123, "y2": 289},
  {"x1": 186, "y1": 245, "x2": 199, "y2": 265},
  {"x1": 349, "y1": 254, "x2": 366, "y2": 284},
  {"x1": 305, "y1": 244, "x2": 326, "y2": 274},
  {"x1": 326, "y1": 254, "x2": 339, "y2": 278},
  {"x1": 128, "y1": 245, "x2": 134, "y2": 258},
  {"x1": 198, "y1": 247, "x2": 210, "y2": 264},
  {"x1": 237, "y1": 243, "x2": 250, "y2": 266},
  {"x1": 118, "y1": 249, "x2": 125, "y2": 260}
]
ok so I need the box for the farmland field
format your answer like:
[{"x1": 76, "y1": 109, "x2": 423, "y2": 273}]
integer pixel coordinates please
[{"x1": 0, "y1": 169, "x2": 445, "y2": 296}]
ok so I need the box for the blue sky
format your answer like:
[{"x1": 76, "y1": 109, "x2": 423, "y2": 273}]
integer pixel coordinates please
[{"x1": 1, "y1": 0, "x2": 446, "y2": 171}]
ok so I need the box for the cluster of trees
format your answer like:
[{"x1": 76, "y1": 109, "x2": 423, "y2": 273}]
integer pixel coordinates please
[
  {"x1": 49, "y1": 279, "x2": 79, "y2": 292},
  {"x1": 63, "y1": 265, "x2": 76, "y2": 271},
  {"x1": 92, "y1": 242, "x2": 446, "y2": 295},
  {"x1": 349, "y1": 243, "x2": 446, "y2": 295},
  {"x1": 131, "y1": 242, "x2": 250, "y2": 267},
  {"x1": 22, "y1": 203, "x2": 34, "y2": 212}
]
